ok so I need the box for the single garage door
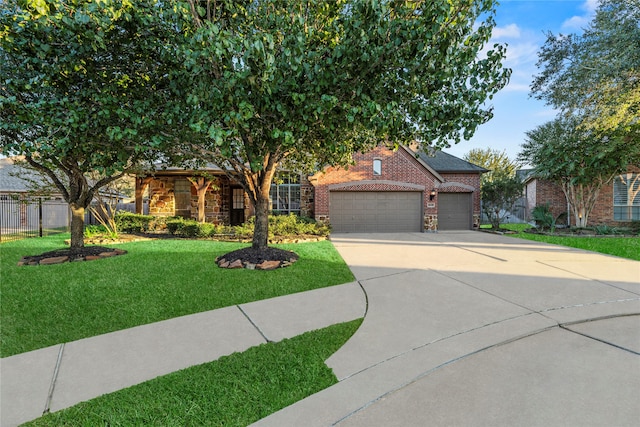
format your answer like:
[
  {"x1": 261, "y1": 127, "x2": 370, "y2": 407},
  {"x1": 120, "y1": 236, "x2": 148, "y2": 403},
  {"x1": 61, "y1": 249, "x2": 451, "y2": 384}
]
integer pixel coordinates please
[
  {"x1": 330, "y1": 191, "x2": 422, "y2": 232},
  {"x1": 438, "y1": 192, "x2": 472, "y2": 230}
]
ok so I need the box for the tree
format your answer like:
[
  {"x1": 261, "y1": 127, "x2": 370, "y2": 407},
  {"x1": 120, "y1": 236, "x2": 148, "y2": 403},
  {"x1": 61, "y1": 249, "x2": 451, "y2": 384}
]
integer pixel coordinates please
[
  {"x1": 519, "y1": 116, "x2": 639, "y2": 228},
  {"x1": 481, "y1": 176, "x2": 524, "y2": 229},
  {"x1": 463, "y1": 147, "x2": 519, "y2": 184},
  {"x1": 0, "y1": 1, "x2": 181, "y2": 248},
  {"x1": 531, "y1": 0, "x2": 640, "y2": 143},
  {"x1": 171, "y1": 0, "x2": 510, "y2": 251}
]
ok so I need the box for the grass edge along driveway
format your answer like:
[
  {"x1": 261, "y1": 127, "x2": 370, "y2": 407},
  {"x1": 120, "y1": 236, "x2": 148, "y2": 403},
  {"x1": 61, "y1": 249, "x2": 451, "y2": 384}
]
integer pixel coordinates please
[{"x1": 1, "y1": 235, "x2": 355, "y2": 357}]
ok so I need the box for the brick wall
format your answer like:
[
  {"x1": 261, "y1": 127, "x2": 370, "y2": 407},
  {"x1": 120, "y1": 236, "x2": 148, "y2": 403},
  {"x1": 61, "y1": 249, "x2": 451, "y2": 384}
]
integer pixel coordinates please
[
  {"x1": 311, "y1": 146, "x2": 482, "y2": 229},
  {"x1": 528, "y1": 165, "x2": 640, "y2": 226}
]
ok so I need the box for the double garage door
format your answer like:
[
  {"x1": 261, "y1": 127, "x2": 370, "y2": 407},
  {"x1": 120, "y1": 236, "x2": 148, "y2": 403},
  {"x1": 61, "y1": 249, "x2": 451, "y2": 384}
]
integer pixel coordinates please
[
  {"x1": 329, "y1": 191, "x2": 471, "y2": 232},
  {"x1": 330, "y1": 191, "x2": 422, "y2": 233}
]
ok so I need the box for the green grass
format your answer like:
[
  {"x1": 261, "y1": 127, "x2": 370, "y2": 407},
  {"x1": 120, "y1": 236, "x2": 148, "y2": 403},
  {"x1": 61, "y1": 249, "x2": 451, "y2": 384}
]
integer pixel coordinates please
[
  {"x1": 24, "y1": 319, "x2": 362, "y2": 427},
  {"x1": 1, "y1": 234, "x2": 354, "y2": 357},
  {"x1": 512, "y1": 232, "x2": 640, "y2": 261},
  {"x1": 480, "y1": 223, "x2": 639, "y2": 260}
]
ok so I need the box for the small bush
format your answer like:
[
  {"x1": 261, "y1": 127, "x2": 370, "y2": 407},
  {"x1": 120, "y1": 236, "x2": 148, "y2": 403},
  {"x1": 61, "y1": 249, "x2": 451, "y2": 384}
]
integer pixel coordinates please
[
  {"x1": 115, "y1": 212, "x2": 156, "y2": 233},
  {"x1": 165, "y1": 214, "x2": 330, "y2": 239},
  {"x1": 593, "y1": 224, "x2": 623, "y2": 235}
]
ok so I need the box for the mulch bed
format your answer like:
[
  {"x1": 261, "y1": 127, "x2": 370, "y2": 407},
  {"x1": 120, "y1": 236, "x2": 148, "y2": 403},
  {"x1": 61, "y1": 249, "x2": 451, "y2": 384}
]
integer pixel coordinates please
[
  {"x1": 17, "y1": 246, "x2": 127, "y2": 266},
  {"x1": 216, "y1": 247, "x2": 299, "y2": 270}
]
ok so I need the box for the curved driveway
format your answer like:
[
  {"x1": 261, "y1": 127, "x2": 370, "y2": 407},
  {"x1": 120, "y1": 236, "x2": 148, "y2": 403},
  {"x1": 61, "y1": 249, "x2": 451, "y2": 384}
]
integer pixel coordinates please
[{"x1": 255, "y1": 231, "x2": 640, "y2": 427}]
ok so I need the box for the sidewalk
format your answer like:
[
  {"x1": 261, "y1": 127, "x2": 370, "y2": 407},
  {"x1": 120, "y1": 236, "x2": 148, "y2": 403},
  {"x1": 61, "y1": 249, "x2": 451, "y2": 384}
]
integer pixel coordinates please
[
  {"x1": 0, "y1": 283, "x2": 366, "y2": 427},
  {"x1": 2, "y1": 231, "x2": 639, "y2": 426}
]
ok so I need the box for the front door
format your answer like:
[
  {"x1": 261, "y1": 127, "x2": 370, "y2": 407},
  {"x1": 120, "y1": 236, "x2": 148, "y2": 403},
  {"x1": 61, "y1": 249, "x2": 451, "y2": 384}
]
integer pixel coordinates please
[{"x1": 230, "y1": 187, "x2": 245, "y2": 225}]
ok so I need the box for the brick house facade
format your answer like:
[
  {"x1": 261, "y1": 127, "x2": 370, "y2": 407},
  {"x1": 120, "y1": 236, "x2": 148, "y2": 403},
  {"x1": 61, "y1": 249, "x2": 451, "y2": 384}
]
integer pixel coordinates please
[
  {"x1": 138, "y1": 146, "x2": 485, "y2": 231},
  {"x1": 523, "y1": 165, "x2": 640, "y2": 226},
  {"x1": 311, "y1": 145, "x2": 485, "y2": 232}
]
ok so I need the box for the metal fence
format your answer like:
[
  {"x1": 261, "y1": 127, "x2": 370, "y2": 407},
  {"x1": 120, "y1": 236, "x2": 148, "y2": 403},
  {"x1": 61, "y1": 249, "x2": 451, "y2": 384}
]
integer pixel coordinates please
[
  {"x1": 0, "y1": 197, "x2": 70, "y2": 242},
  {"x1": 0, "y1": 198, "x2": 147, "y2": 242}
]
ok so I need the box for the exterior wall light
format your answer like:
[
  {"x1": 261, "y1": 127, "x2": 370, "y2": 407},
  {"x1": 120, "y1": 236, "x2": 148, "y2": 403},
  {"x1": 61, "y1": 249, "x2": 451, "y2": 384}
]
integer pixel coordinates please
[{"x1": 430, "y1": 190, "x2": 436, "y2": 201}]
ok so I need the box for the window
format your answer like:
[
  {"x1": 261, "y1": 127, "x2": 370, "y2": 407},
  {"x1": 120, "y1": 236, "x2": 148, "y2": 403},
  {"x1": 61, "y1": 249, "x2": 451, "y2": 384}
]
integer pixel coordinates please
[
  {"x1": 232, "y1": 188, "x2": 244, "y2": 209},
  {"x1": 373, "y1": 159, "x2": 382, "y2": 176},
  {"x1": 613, "y1": 173, "x2": 640, "y2": 221},
  {"x1": 270, "y1": 173, "x2": 301, "y2": 215}
]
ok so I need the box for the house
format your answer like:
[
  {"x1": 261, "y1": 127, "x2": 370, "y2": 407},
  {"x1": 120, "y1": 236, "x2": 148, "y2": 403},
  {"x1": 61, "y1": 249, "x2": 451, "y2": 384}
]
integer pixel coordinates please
[
  {"x1": 136, "y1": 145, "x2": 487, "y2": 232},
  {"x1": 521, "y1": 165, "x2": 640, "y2": 226}
]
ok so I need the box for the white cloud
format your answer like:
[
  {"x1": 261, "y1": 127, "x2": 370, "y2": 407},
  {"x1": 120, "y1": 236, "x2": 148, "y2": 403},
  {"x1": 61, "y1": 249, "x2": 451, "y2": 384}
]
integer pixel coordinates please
[
  {"x1": 562, "y1": 0, "x2": 599, "y2": 31},
  {"x1": 492, "y1": 23, "x2": 521, "y2": 39}
]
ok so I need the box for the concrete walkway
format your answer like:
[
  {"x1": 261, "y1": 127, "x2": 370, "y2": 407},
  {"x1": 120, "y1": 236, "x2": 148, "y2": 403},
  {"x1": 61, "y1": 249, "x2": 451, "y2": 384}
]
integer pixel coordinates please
[
  {"x1": 2, "y1": 231, "x2": 639, "y2": 426},
  {"x1": 0, "y1": 283, "x2": 366, "y2": 426},
  {"x1": 254, "y1": 231, "x2": 640, "y2": 426}
]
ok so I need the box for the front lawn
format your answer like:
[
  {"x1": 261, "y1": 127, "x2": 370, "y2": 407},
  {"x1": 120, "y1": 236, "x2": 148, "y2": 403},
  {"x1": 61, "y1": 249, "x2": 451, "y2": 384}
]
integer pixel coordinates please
[
  {"x1": 24, "y1": 319, "x2": 362, "y2": 427},
  {"x1": 480, "y1": 223, "x2": 639, "y2": 261},
  {"x1": 512, "y1": 232, "x2": 640, "y2": 261},
  {"x1": 1, "y1": 235, "x2": 354, "y2": 357}
]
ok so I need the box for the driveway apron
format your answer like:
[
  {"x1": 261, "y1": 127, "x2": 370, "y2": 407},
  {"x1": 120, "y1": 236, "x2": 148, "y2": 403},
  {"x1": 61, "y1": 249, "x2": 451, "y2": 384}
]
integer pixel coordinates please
[{"x1": 254, "y1": 231, "x2": 640, "y2": 427}]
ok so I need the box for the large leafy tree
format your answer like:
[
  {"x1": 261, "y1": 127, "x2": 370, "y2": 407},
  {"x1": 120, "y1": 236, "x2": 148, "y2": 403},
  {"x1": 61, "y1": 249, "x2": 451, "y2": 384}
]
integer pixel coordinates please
[
  {"x1": 0, "y1": 0, "x2": 181, "y2": 248},
  {"x1": 531, "y1": 0, "x2": 640, "y2": 142},
  {"x1": 464, "y1": 147, "x2": 519, "y2": 184},
  {"x1": 172, "y1": 0, "x2": 510, "y2": 250},
  {"x1": 481, "y1": 176, "x2": 524, "y2": 229},
  {"x1": 519, "y1": 116, "x2": 639, "y2": 228}
]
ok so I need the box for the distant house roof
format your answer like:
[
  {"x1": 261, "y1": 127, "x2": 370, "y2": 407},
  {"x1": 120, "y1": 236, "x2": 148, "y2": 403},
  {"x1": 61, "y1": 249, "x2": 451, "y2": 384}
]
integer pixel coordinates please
[
  {"x1": 411, "y1": 148, "x2": 488, "y2": 174},
  {"x1": 516, "y1": 168, "x2": 536, "y2": 182},
  {"x1": 0, "y1": 156, "x2": 51, "y2": 193}
]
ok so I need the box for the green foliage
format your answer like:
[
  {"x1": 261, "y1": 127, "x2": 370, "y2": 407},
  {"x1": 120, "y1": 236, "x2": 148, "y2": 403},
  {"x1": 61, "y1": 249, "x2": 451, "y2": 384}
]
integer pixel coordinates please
[
  {"x1": 0, "y1": 1, "x2": 184, "y2": 248},
  {"x1": 481, "y1": 176, "x2": 524, "y2": 229},
  {"x1": 592, "y1": 224, "x2": 623, "y2": 235},
  {"x1": 114, "y1": 212, "x2": 158, "y2": 233},
  {"x1": 24, "y1": 320, "x2": 362, "y2": 427},
  {"x1": 512, "y1": 233, "x2": 640, "y2": 261},
  {"x1": 530, "y1": 203, "x2": 565, "y2": 232},
  {"x1": 519, "y1": 115, "x2": 637, "y2": 228},
  {"x1": 170, "y1": 0, "x2": 510, "y2": 249},
  {"x1": 1, "y1": 236, "x2": 354, "y2": 357},
  {"x1": 166, "y1": 214, "x2": 330, "y2": 239},
  {"x1": 84, "y1": 225, "x2": 116, "y2": 239},
  {"x1": 531, "y1": 0, "x2": 640, "y2": 144},
  {"x1": 464, "y1": 147, "x2": 519, "y2": 184}
]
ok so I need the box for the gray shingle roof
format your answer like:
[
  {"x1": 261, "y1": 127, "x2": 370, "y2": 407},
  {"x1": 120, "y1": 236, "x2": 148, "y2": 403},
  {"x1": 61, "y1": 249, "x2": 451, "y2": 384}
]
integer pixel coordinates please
[
  {"x1": 0, "y1": 157, "x2": 49, "y2": 192},
  {"x1": 412, "y1": 148, "x2": 488, "y2": 173}
]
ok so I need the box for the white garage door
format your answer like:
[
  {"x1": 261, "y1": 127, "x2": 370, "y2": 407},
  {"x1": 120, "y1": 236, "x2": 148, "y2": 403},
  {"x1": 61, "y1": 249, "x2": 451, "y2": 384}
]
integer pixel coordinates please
[
  {"x1": 330, "y1": 191, "x2": 422, "y2": 233},
  {"x1": 438, "y1": 193, "x2": 472, "y2": 230}
]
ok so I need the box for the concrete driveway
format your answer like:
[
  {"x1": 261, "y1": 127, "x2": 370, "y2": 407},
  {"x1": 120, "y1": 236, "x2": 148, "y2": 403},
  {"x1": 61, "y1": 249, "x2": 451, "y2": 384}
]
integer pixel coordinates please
[{"x1": 254, "y1": 231, "x2": 640, "y2": 426}]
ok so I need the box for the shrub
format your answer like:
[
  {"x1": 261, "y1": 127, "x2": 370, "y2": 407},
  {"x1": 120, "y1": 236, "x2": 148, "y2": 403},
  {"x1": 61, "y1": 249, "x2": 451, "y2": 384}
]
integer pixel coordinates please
[
  {"x1": 165, "y1": 214, "x2": 330, "y2": 239},
  {"x1": 531, "y1": 204, "x2": 558, "y2": 231},
  {"x1": 115, "y1": 212, "x2": 156, "y2": 233}
]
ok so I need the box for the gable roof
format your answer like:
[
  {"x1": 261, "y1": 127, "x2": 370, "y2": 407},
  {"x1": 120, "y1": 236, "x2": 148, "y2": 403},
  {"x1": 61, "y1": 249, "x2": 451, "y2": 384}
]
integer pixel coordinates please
[{"x1": 410, "y1": 148, "x2": 488, "y2": 174}]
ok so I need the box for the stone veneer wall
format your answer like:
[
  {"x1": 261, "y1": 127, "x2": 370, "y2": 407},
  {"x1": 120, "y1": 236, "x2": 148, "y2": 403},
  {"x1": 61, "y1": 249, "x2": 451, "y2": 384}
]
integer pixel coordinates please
[
  {"x1": 148, "y1": 175, "x2": 233, "y2": 224},
  {"x1": 299, "y1": 175, "x2": 314, "y2": 218}
]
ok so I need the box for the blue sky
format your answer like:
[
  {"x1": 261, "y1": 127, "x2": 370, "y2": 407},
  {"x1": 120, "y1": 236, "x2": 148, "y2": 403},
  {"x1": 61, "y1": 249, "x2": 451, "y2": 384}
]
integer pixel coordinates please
[{"x1": 445, "y1": 0, "x2": 599, "y2": 161}]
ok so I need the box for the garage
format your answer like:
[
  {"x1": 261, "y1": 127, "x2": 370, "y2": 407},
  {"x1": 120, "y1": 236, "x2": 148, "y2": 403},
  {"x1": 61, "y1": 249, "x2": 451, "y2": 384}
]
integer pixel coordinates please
[
  {"x1": 437, "y1": 192, "x2": 472, "y2": 230},
  {"x1": 330, "y1": 191, "x2": 422, "y2": 233}
]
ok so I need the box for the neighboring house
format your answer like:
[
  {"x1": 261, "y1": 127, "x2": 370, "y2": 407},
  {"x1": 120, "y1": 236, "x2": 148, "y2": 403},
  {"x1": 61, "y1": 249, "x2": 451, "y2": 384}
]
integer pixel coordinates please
[
  {"x1": 137, "y1": 145, "x2": 487, "y2": 232},
  {"x1": 520, "y1": 165, "x2": 640, "y2": 226},
  {"x1": 0, "y1": 156, "x2": 60, "y2": 199}
]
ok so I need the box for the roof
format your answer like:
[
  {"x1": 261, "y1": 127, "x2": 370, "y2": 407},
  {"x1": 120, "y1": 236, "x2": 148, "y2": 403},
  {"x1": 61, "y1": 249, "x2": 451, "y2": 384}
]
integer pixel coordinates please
[
  {"x1": 411, "y1": 148, "x2": 488, "y2": 174},
  {"x1": 0, "y1": 156, "x2": 50, "y2": 192}
]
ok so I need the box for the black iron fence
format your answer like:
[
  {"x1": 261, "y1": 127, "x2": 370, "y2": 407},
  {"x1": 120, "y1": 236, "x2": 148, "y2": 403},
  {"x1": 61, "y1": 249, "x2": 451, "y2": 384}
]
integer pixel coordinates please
[
  {"x1": 0, "y1": 197, "x2": 145, "y2": 243},
  {"x1": 0, "y1": 197, "x2": 70, "y2": 242}
]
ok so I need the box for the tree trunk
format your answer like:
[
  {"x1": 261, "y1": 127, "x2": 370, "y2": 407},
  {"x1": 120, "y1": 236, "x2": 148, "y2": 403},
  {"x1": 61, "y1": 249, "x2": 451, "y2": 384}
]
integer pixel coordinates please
[
  {"x1": 69, "y1": 203, "x2": 85, "y2": 249},
  {"x1": 252, "y1": 194, "x2": 270, "y2": 250}
]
